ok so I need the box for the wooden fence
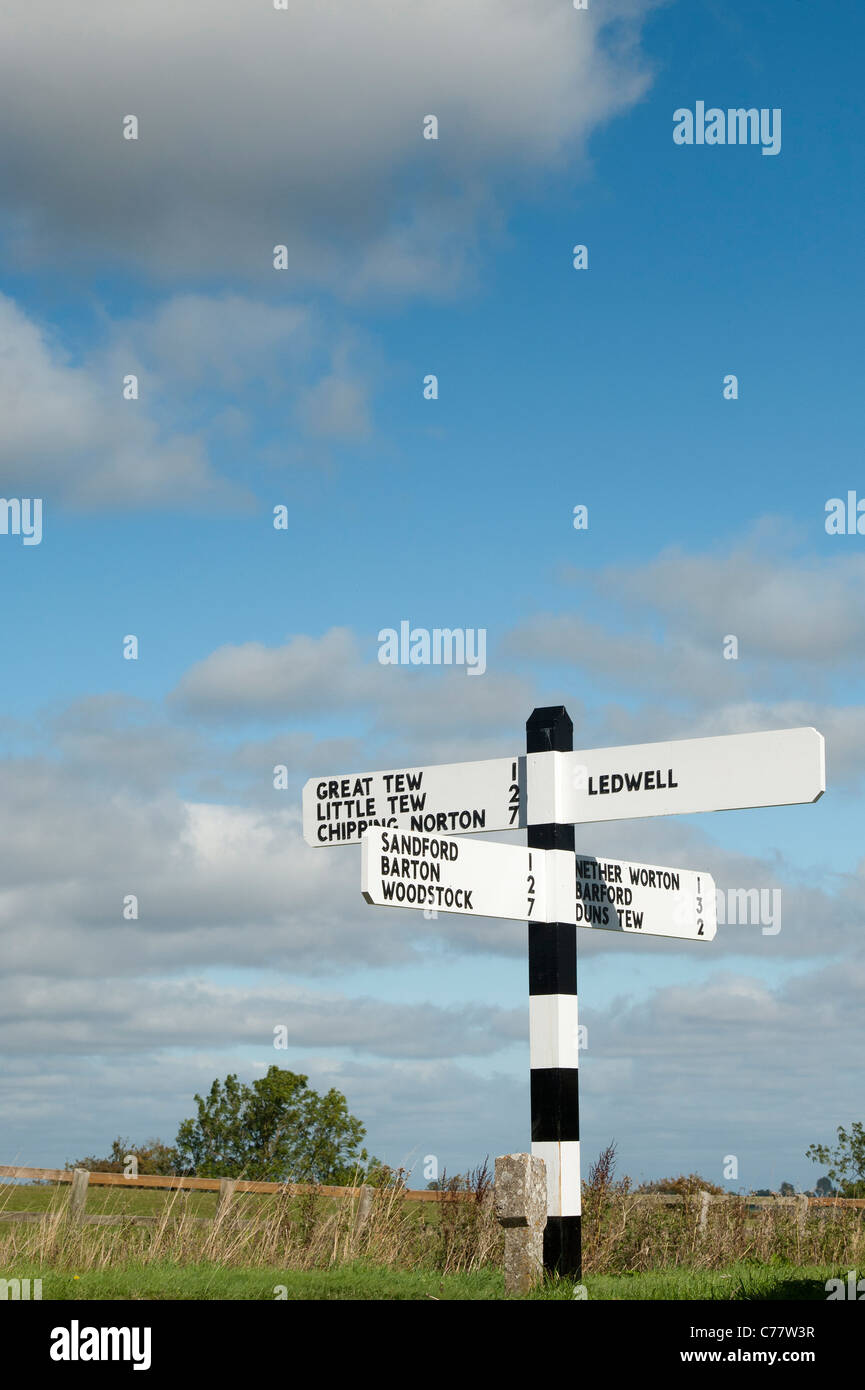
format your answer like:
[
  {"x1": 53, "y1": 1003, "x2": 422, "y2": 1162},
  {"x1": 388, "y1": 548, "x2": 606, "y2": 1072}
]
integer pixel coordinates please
[
  {"x1": 1, "y1": 1164, "x2": 863, "y2": 1229},
  {"x1": 0, "y1": 1164, "x2": 444, "y2": 1200},
  {"x1": 0, "y1": 1163, "x2": 467, "y2": 1225}
]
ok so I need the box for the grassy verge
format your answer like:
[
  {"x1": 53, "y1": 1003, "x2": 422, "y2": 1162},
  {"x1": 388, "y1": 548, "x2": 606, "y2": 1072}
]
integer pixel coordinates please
[
  {"x1": 3, "y1": 1260, "x2": 843, "y2": 1301},
  {"x1": 2, "y1": 1176, "x2": 860, "y2": 1299},
  {"x1": 7, "y1": 1261, "x2": 502, "y2": 1300},
  {"x1": 541, "y1": 1263, "x2": 842, "y2": 1301}
]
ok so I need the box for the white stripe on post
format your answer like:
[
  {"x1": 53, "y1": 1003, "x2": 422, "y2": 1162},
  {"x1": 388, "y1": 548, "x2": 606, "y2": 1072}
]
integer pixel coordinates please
[
  {"x1": 532, "y1": 1141, "x2": 581, "y2": 1217},
  {"x1": 529, "y1": 994, "x2": 580, "y2": 1070}
]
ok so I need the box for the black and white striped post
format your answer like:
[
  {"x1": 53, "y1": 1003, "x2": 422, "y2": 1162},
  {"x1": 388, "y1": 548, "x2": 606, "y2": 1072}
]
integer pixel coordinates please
[{"x1": 526, "y1": 705, "x2": 581, "y2": 1278}]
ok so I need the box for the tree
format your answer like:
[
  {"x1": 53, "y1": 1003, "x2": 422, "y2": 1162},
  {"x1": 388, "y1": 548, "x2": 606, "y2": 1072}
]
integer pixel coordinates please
[
  {"x1": 815, "y1": 1177, "x2": 835, "y2": 1198},
  {"x1": 780, "y1": 1181, "x2": 795, "y2": 1196},
  {"x1": 66, "y1": 1137, "x2": 181, "y2": 1175},
  {"x1": 806, "y1": 1122, "x2": 865, "y2": 1197},
  {"x1": 174, "y1": 1067, "x2": 374, "y2": 1183},
  {"x1": 636, "y1": 1173, "x2": 726, "y2": 1196}
]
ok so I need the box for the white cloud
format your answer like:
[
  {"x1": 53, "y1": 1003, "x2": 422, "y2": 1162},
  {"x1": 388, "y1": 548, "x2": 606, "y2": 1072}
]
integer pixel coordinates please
[
  {"x1": 0, "y1": 289, "x2": 379, "y2": 506},
  {"x1": 170, "y1": 625, "x2": 533, "y2": 734},
  {"x1": 580, "y1": 959, "x2": 865, "y2": 1186},
  {"x1": 296, "y1": 375, "x2": 371, "y2": 440},
  {"x1": 504, "y1": 612, "x2": 739, "y2": 704},
  {"x1": 0, "y1": 294, "x2": 249, "y2": 509},
  {"x1": 0, "y1": 0, "x2": 657, "y2": 290},
  {"x1": 0, "y1": 976, "x2": 524, "y2": 1061},
  {"x1": 127, "y1": 294, "x2": 310, "y2": 389},
  {"x1": 563, "y1": 531, "x2": 865, "y2": 670}
]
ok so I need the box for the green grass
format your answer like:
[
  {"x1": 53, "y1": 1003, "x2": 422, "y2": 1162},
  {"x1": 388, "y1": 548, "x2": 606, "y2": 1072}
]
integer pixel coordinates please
[
  {"x1": 2, "y1": 1260, "x2": 844, "y2": 1301},
  {"x1": 533, "y1": 1263, "x2": 843, "y2": 1301},
  {"x1": 4, "y1": 1261, "x2": 504, "y2": 1300},
  {"x1": 1, "y1": 1184, "x2": 854, "y2": 1300},
  {"x1": 1, "y1": 1182, "x2": 222, "y2": 1217},
  {"x1": 0, "y1": 1182, "x2": 435, "y2": 1222}
]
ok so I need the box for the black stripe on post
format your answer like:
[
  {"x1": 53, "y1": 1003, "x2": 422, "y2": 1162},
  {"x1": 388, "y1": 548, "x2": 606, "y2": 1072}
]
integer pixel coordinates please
[
  {"x1": 528, "y1": 921, "x2": 577, "y2": 996},
  {"x1": 527, "y1": 705, "x2": 582, "y2": 1280},
  {"x1": 530, "y1": 1069, "x2": 580, "y2": 1141}
]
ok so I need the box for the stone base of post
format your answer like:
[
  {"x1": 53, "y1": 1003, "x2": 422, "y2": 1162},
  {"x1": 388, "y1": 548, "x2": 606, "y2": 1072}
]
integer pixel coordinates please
[{"x1": 494, "y1": 1154, "x2": 548, "y2": 1295}]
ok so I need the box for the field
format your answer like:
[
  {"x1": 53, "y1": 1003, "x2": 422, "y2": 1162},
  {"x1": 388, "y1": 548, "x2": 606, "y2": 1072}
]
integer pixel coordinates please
[{"x1": 2, "y1": 1178, "x2": 862, "y2": 1301}]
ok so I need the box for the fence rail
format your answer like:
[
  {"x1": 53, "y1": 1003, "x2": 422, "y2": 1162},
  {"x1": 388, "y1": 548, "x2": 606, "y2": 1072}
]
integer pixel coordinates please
[
  {"x1": 1, "y1": 1164, "x2": 863, "y2": 1230},
  {"x1": 621, "y1": 1192, "x2": 865, "y2": 1209},
  {"x1": 0, "y1": 1164, "x2": 460, "y2": 1204}
]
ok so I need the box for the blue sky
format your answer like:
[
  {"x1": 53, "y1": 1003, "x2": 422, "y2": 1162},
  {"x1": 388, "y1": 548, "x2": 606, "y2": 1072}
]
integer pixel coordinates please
[{"x1": 1, "y1": 0, "x2": 863, "y2": 1195}]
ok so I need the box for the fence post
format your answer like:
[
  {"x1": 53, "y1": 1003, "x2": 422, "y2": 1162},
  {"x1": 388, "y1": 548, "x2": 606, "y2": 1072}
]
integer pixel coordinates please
[
  {"x1": 797, "y1": 1193, "x2": 808, "y2": 1237},
  {"x1": 698, "y1": 1190, "x2": 712, "y2": 1236},
  {"x1": 353, "y1": 1184, "x2": 373, "y2": 1237},
  {"x1": 217, "y1": 1177, "x2": 236, "y2": 1220},
  {"x1": 68, "y1": 1168, "x2": 90, "y2": 1221},
  {"x1": 494, "y1": 1154, "x2": 547, "y2": 1295}
]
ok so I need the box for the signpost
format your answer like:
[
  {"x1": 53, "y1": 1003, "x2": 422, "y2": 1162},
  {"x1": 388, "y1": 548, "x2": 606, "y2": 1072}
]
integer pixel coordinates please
[
  {"x1": 306, "y1": 727, "x2": 824, "y2": 846},
  {"x1": 361, "y1": 827, "x2": 546, "y2": 922},
  {"x1": 361, "y1": 828, "x2": 716, "y2": 942},
  {"x1": 304, "y1": 711, "x2": 825, "y2": 1279},
  {"x1": 303, "y1": 755, "x2": 523, "y2": 846},
  {"x1": 572, "y1": 854, "x2": 716, "y2": 941},
  {"x1": 531, "y1": 727, "x2": 825, "y2": 827}
]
